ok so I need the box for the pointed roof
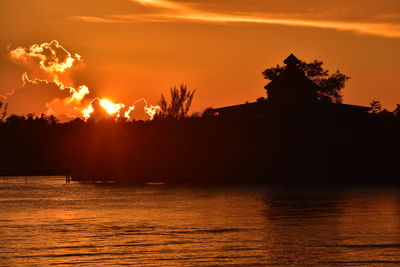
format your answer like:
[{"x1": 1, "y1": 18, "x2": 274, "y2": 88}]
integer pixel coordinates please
[
  {"x1": 265, "y1": 54, "x2": 319, "y2": 102},
  {"x1": 283, "y1": 53, "x2": 301, "y2": 66}
]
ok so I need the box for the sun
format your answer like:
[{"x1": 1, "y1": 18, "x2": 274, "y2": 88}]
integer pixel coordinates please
[{"x1": 99, "y1": 99, "x2": 125, "y2": 116}]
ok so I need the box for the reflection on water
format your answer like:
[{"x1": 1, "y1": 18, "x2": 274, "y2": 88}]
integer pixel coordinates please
[{"x1": 1, "y1": 177, "x2": 400, "y2": 266}]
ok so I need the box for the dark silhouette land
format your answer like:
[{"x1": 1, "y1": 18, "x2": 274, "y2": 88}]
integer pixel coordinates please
[{"x1": 1, "y1": 54, "x2": 399, "y2": 185}]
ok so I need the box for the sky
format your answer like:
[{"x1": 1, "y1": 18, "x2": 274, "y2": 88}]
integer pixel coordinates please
[{"x1": 1, "y1": 0, "x2": 400, "y2": 119}]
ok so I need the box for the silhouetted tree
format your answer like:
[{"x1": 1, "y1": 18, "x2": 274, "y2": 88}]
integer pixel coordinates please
[
  {"x1": 257, "y1": 97, "x2": 267, "y2": 103},
  {"x1": 393, "y1": 104, "x2": 400, "y2": 119},
  {"x1": 262, "y1": 60, "x2": 349, "y2": 103},
  {"x1": 202, "y1": 107, "x2": 217, "y2": 118},
  {"x1": 0, "y1": 101, "x2": 8, "y2": 122},
  {"x1": 378, "y1": 109, "x2": 394, "y2": 119},
  {"x1": 370, "y1": 100, "x2": 382, "y2": 114},
  {"x1": 38, "y1": 114, "x2": 59, "y2": 125},
  {"x1": 157, "y1": 84, "x2": 195, "y2": 119},
  {"x1": 368, "y1": 100, "x2": 396, "y2": 118},
  {"x1": 6, "y1": 114, "x2": 26, "y2": 127}
]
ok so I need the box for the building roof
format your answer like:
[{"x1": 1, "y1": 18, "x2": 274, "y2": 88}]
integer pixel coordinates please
[
  {"x1": 264, "y1": 67, "x2": 319, "y2": 96},
  {"x1": 214, "y1": 101, "x2": 264, "y2": 113},
  {"x1": 214, "y1": 101, "x2": 370, "y2": 112},
  {"x1": 214, "y1": 54, "x2": 371, "y2": 117},
  {"x1": 213, "y1": 101, "x2": 371, "y2": 118},
  {"x1": 265, "y1": 54, "x2": 319, "y2": 102},
  {"x1": 283, "y1": 53, "x2": 301, "y2": 66}
]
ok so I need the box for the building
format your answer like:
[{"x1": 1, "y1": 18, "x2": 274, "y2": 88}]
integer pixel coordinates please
[{"x1": 214, "y1": 54, "x2": 371, "y2": 119}]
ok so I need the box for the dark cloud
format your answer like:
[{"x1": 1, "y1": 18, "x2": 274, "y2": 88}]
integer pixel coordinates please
[{"x1": 4, "y1": 73, "x2": 70, "y2": 116}]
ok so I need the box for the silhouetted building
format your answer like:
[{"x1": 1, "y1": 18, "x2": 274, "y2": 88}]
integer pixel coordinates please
[
  {"x1": 214, "y1": 54, "x2": 371, "y2": 119},
  {"x1": 266, "y1": 54, "x2": 318, "y2": 104}
]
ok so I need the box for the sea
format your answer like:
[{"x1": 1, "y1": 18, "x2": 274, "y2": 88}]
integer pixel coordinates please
[{"x1": 1, "y1": 176, "x2": 400, "y2": 266}]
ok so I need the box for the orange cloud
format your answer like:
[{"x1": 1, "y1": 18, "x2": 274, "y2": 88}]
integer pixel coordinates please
[
  {"x1": 3, "y1": 73, "x2": 71, "y2": 116},
  {"x1": 124, "y1": 98, "x2": 160, "y2": 120},
  {"x1": 133, "y1": 0, "x2": 190, "y2": 11},
  {"x1": 6, "y1": 41, "x2": 91, "y2": 120},
  {"x1": 6, "y1": 40, "x2": 161, "y2": 121},
  {"x1": 71, "y1": 16, "x2": 122, "y2": 24},
  {"x1": 82, "y1": 97, "x2": 160, "y2": 121},
  {"x1": 70, "y1": 0, "x2": 400, "y2": 38},
  {"x1": 82, "y1": 98, "x2": 125, "y2": 121},
  {"x1": 9, "y1": 40, "x2": 82, "y2": 74}
]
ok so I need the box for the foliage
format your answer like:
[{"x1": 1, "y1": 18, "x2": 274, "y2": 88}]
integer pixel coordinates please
[
  {"x1": 369, "y1": 100, "x2": 399, "y2": 119},
  {"x1": 1, "y1": 110, "x2": 400, "y2": 184},
  {"x1": 262, "y1": 60, "x2": 349, "y2": 103},
  {"x1": 256, "y1": 97, "x2": 267, "y2": 103},
  {"x1": 0, "y1": 101, "x2": 8, "y2": 122},
  {"x1": 5, "y1": 113, "x2": 58, "y2": 127},
  {"x1": 157, "y1": 84, "x2": 195, "y2": 120},
  {"x1": 394, "y1": 104, "x2": 400, "y2": 119},
  {"x1": 370, "y1": 100, "x2": 382, "y2": 114},
  {"x1": 202, "y1": 107, "x2": 217, "y2": 118}
]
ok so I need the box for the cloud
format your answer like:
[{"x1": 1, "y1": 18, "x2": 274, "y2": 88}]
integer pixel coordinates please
[
  {"x1": 80, "y1": 97, "x2": 159, "y2": 121},
  {"x1": 9, "y1": 40, "x2": 82, "y2": 74},
  {"x1": 3, "y1": 73, "x2": 91, "y2": 120},
  {"x1": 3, "y1": 73, "x2": 71, "y2": 116},
  {"x1": 71, "y1": 16, "x2": 122, "y2": 23},
  {"x1": 133, "y1": 0, "x2": 188, "y2": 10},
  {"x1": 82, "y1": 98, "x2": 118, "y2": 121},
  {"x1": 124, "y1": 98, "x2": 160, "y2": 120},
  {"x1": 70, "y1": 0, "x2": 400, "y2": 38},
  {"x1": 173, "y1": 13, "x2": 400, "y2": 38},
  {"x1": 6, "y1": 41, "x2": 91, "y2": 120},
  {"x1": 5, "y1": 40, "x2": 161, "y2": 121}
]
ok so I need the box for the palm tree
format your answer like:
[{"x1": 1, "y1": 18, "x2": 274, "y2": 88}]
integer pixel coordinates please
[{"x1": 157, "y1": 84, "x2": 195, "y2": 119}]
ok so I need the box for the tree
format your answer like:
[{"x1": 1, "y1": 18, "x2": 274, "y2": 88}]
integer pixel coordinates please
[
  {"x1": 157, "y1": 84, "x2": 195, "y2": 119},
  {"x1": 393, "y1": 104, "x2": 400, "y2": 119},
  {"x1": 202, "y1": 107, "x2": 217, "y2": 118},
  {"x1": 5, "y1": 114, "x2": 26, "y2": 127},
  {"x1": 0, "y1": 101, "x2": 8, "y2": 122},
  {"x1": 370, "y1": 100, "x2": 382, "y2": 114},
  {"x1": 262, "y1": 60, "x2": 349, "y2": 103},
  {"x1": 256, "y1": 97, "x2": 267, "y2": 103}
]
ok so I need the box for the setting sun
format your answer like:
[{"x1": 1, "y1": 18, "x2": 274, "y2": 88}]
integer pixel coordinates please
[
  {"x1": 1, "y1": 1, "x2": 400, "y2": 266},
  {"x1": 99, "y1": 99, "x2": 125, "y2": 116}
]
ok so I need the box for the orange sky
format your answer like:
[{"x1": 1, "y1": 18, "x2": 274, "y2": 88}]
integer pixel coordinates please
[{"x1": 1, "y1": 0, "x2": 400, "y2": 118}]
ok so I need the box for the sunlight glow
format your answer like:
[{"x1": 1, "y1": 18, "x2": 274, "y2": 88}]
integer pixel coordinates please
[
  {"x1": 144, "y1": 104, "x2": 161, "y2": 120},
  {"x1": 124, "y1": 106, "x2": 136, "y2": 120},
  {"x1": 82, "y1": 103, "x2": 94, "y2": 119},
  {"x1": 8, "y1": 41, "x2": 161, "y2": 122},
  {"x1": 124, "y1": 98, "x2": 161, "y2": 121},
  {"x1": 100, "y1": 99, "x2": 125, "y2": 117},
  {"x1": 70, "y1": 86, "x2": 90, "y2": 102},
  {"x1": 9, "y1": 40, "x2": 82, "y2": 73}
]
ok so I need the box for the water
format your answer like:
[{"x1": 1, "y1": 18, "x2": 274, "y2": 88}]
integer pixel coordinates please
[{"x1": 1, "y1": 177, "x2": 400, "y2": 266}]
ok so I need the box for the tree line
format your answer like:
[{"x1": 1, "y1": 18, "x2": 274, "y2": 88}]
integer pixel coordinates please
[{"x1": 0, "y1": 59, "x2": 399, "y2": 184}]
